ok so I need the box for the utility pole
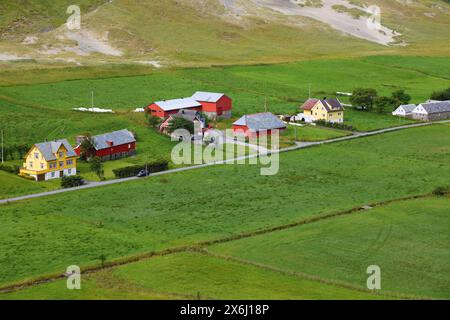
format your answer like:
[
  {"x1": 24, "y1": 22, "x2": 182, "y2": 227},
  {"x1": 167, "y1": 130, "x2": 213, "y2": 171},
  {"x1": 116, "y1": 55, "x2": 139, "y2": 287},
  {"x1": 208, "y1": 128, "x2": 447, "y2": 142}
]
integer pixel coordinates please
[{"x1": 1, "y1": 130, "x2": 3, "y2": 164}]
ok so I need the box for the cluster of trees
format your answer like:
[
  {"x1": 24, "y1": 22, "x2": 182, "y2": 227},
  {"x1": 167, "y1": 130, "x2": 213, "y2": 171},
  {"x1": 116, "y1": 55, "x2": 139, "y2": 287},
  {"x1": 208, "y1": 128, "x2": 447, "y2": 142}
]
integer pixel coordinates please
[
  {"x1": 0, "y1": 144, "x2": 32, "y2": 161},
  {"x1": 430, "y1": 87, "x2": 450, "y2": 101},
  {"x1": 350, "y1": 88, "x2": 411, "y2": 113}
]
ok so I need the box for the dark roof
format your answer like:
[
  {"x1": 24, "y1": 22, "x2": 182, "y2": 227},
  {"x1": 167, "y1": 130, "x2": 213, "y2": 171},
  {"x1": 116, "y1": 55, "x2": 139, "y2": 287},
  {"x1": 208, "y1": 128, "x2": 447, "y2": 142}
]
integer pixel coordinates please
[
  {"x1": 35, "y1": 139, "x2": 77, "y2": 161},
  {"x1": 418, "y1": 100, "x2": 450, "y2": 114},
  {"x1": 233, "y1": 112, "x2": 286, "y2": 131},
  {"x1": 92, "y1": 129, "x2": 136, "y2": 150},
  {"x1": 301, "y1": 98, "x2": 319, "y2": 111},
  {"x1": 320, "y1": 98, "x2": 344, "y2": 112}
]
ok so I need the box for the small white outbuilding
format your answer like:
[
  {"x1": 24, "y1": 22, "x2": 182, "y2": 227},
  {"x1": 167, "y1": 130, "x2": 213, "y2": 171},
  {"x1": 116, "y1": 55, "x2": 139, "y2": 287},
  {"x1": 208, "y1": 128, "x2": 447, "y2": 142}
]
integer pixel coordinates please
[{"x1": 392, "y1": 104, "x2": 416, "y2": 117}]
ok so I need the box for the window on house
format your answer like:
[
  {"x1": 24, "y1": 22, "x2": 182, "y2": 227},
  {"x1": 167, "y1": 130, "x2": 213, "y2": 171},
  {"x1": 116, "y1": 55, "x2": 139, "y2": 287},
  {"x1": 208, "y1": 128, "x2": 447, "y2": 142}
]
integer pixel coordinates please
[
  {"x1": 66, "y1": 159, "x2": 72, "y2": 165},
  {"x1": 128, "y1": 144, "x2": 131, "y2": 148},
  {"x1": 59, "y1": 152, "x2": 64, "y2": 158},
  {"x1": 68, "y1": 169, "x2": 72, "y2": 174},
  {"x1": 34, "y1": 153, "x2": 39, "y2": 159},
  {"x1": 29, "y1": 161, "x2": 33, "y2": 167},
  {"x1": 51, "y1": 172, "x2": 55, "y2": 177},
  {"x1": 40, "y1": 163, "x2": 44, "y2": 169},
  {"x1": 59, "y1": 161, "x2": 64, "y2": 167}
]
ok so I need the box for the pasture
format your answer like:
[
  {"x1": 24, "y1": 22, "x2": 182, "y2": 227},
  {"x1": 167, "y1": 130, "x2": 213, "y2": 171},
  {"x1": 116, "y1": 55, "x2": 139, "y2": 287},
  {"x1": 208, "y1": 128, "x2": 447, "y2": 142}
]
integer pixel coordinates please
[
  {"x1": 211, "y1": 196, "x2": 450, "y2": 299},
  {"x1": 0, "y1": 252, "x2": 391, "y2": 300},
  {"x1": 3, "y1": 55, "x2": 447, "y2": 194},
  {"x1": 0, "y1": 123, "x2": 449, "y2": 289}
]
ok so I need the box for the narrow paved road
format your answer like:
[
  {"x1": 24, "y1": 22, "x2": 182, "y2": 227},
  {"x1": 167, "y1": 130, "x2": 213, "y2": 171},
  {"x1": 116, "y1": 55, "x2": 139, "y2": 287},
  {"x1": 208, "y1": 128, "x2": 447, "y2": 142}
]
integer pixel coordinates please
[{"x1": 1, "y1": 120, "x2": 448, "y2": 205}]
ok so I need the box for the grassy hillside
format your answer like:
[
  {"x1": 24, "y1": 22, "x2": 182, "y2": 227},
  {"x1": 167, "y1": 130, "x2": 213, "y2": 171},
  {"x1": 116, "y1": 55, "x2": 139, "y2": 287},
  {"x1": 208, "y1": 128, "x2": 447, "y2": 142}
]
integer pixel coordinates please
[
  {"x1": 0, "y1": 0, "x2": 108, "y2": 39},
  {"x1": 0, "y1": 0, "x2": 449, "y2": 66},
  {"x1": 0, "y1": 124, "x2": 449, "y2": 287}
]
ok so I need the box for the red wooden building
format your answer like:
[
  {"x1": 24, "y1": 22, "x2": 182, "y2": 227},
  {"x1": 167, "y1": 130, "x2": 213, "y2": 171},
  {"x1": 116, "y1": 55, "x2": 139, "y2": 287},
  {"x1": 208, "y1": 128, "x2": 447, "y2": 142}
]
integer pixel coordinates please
[
  {"x1": 232, "y1": 112, "x2": 286, "y2": 137},
  {"x1": 191, "y1": 91, "x2": 232, "y2": 119},
  {"x1": 74, "y1": 129, "x2": 136, "y2": 161},
  {"x1": 147, "y1": 92, "x2": 232, "y2": 120},
  {"x1": 147, "y1": 98, "x2": 202, "y2": 118}
]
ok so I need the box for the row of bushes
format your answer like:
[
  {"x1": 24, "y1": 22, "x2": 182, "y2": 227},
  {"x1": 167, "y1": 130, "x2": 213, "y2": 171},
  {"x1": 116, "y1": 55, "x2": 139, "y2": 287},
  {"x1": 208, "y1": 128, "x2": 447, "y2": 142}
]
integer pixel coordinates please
[
  {"x1": 314, "y1": 119, "x2": 356, "y2": 131},
  {"x1": 0, "y1": 164, "x2": 20, "y2": 174},
  {"x1": 112, "y1": 159, "x2": 169, "y2": 178}
]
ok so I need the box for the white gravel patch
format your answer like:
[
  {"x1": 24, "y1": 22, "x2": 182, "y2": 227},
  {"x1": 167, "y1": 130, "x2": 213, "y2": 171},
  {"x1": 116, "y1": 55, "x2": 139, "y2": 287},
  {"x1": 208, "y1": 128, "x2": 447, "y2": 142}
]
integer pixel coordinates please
[{"x1": 224, "y1": 0, "x2": 400, "y2": 45}]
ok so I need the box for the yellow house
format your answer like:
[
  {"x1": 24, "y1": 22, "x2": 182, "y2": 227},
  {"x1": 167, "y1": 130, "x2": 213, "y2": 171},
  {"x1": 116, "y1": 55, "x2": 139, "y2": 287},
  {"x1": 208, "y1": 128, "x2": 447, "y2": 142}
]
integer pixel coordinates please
[
  {"x1": 20, "y1": 139, "x2": 77, "y2": 181},
  {"x1": 300, "y1": 98, "x2": 345, "y2": 123}
]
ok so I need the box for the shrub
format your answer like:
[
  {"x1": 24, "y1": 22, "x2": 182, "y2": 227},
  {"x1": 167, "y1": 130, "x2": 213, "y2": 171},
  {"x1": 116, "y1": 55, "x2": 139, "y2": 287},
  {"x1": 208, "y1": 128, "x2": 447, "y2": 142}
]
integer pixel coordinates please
[
  {"x1": 314, "y1": 120, "x2": 356, "y2": 131},
  {"x1": 0, "y1": 164, "x2": 20, "y2": 174},
  {"x1": 61, "y1": 175, "x2": 85, "y2": 188},
  {"x1": 432, "y1": 186, "x2": 450, "y2": 197},
  {"x1": 112, "y1": 159, "x2": 169, "y2": 178}
]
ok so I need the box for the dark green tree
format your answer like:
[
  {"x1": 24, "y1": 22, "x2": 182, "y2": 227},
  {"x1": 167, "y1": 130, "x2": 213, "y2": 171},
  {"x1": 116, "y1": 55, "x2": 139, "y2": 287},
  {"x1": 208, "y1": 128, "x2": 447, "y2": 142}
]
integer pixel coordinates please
[
  {"x1": 374, "y1": 96, "x2": 397, "y2": 113},
  {"x1": 90, "y1": 156, "x2": 104, "y2": 180},
  {"x1": 391, "y1": 90, "x2": 411, "y2": 106},
  {"x1": 147, "y1": 114, "x2": 162, "y2": 128},
  {"x1": 430, "y1": 87, "x2": 450, "y2": 101},
  {"x1": 168, "y1": 117, "x2": 194, "y2": 134},
  {"x1": 350, "y1": 88, "x2": 378, "y2": 111},
  {"x1": 79, "y1": 135, "x2": 96, "y2": 160}
]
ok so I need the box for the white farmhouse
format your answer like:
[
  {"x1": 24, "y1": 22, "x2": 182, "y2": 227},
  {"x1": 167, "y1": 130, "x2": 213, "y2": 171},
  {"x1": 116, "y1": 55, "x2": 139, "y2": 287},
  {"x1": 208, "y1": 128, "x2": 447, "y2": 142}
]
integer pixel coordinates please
[
  {"x1": 392, "y1": 104, "x2": 416, "y2": 117},
  {"x1": 412, "y1": 100, "x2": 450, "y2": 121}
]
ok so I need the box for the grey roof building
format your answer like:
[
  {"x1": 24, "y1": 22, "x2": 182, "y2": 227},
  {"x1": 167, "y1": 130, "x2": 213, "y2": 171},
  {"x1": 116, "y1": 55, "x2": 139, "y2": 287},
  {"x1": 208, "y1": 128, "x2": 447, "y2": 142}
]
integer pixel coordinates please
[
  {"x1": 192, "y1": 91, "x2": 225, "y2": 103},
  {"x1": 35, "y1": 139, "x2": 77, "y2": 161},
  {"x1": 154, "y1": 98, "x2": 202, "y2": 111},
  {"x1": 233, "y1": 112, "x2": 286, "y2": 132},
  {"x1": 91, "y1": 129, "x2": 136, "y2": 150},
  {"x1": 412, "y1": 100, "x2": 450, "y2": 121},
  {"x1": 417, "y1": 100, "x2": 450, "y2": 114}
]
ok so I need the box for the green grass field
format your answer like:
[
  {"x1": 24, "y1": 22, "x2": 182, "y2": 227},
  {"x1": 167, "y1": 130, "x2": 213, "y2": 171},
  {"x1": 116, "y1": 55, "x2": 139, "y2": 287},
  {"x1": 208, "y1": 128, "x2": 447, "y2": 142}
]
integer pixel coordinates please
[
  {"x1": 3, "y1": 55, "x2": 445, "y2": 195},
  {"x1": 211, "y1": 196, "x2": 450, "y2": 299},
  {"x1": 0, "y1": 124, "x2": 449, "y2": 290},
  {"x1": 0, "y1": 252, "x2": 391, "y2": 300}
]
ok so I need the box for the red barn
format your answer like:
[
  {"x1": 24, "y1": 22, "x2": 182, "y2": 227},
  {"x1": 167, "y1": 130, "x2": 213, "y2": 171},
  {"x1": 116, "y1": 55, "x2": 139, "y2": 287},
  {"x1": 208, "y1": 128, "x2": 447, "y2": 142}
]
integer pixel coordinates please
[
  {"x1": 147, "y1": 98, "x2": 202, "y2": 118},
  {"x1": 74, "y1": 129, "x2": 136, "y2": 161},
  {"x1": 192, "y1": 91, "x2": 232, "y2": 119},
  {"x1": 232, "y1": 112, "x2": 286, "y2": 137}
]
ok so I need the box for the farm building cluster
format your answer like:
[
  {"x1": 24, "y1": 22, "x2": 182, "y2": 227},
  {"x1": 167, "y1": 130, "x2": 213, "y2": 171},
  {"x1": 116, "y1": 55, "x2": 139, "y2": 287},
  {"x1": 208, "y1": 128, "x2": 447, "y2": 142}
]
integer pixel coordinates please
[
  {"x1": 20, "y1": 129, "x2": 136, "y2": 181},
  {"x1": 392, "y1": 100, "x2": 450, "y2": 121},
  {"x1": 18, "y1": 89, "x2": 448, "y2": 182}
]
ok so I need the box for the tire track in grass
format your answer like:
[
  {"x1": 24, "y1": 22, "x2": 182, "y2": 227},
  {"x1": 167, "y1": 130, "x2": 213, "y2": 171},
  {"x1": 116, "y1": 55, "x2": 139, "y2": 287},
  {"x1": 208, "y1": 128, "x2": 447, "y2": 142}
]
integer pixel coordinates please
[
  {"x1": 0, "y1": 192, "x2": 440, "y2": 296},
  {"x1": 197, "y1": 248, "x2": 431, "y2": 300}
]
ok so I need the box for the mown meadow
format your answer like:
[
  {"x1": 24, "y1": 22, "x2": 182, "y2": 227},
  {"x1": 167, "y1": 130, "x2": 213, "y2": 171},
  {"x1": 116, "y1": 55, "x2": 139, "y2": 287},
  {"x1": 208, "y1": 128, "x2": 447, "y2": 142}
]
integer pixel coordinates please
[
  {"x1": 0, "y1": 124, "x2": 449, "y2": 292},
  {"x1": 211, "y1": 196, "x2": 450, "y2": 299}
]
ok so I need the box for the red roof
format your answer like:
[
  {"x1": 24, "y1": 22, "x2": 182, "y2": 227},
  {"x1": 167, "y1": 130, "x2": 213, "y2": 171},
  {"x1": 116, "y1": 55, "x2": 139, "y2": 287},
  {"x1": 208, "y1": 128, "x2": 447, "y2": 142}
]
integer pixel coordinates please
[{"x1": 301, "y1": 98, "x2": 319, "y2": 110}]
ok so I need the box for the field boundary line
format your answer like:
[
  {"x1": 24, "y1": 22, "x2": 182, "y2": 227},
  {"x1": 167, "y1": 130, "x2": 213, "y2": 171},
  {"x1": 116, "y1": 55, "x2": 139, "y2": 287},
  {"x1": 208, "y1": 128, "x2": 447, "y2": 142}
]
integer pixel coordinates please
[
  {"x1": 0, "y1": 192, "x2": 437, "y2": 295},
  {"x1": 198, "y1": 248, "x2": 432, "y2": 300}
]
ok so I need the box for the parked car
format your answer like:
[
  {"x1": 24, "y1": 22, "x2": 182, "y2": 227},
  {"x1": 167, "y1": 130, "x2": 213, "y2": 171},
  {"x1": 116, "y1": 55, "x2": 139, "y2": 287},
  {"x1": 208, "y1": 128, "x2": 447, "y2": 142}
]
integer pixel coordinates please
[{"x1": 137, "y1": 169, "x2": 149, "y2": 178}]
